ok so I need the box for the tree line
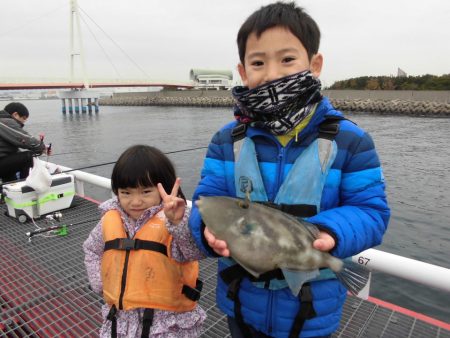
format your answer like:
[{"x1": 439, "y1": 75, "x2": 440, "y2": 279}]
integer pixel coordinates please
[{"x1": 328, "y1": 74, "x2": 450, "y2": 90}]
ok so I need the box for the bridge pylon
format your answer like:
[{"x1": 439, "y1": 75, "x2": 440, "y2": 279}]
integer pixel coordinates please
[
  {"x1": 59, "y1": 90, "x2": 99, "y2": 113},
  {"x1": 58, "y1": 0, "x2": 98, "y2": 113}
]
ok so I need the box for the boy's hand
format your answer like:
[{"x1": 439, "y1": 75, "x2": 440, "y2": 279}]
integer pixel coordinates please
[
  {"x1": 157, "y1": 178, "x2": 185, "y2": 225},
  {"x1": 204, "y1": 227, "x2": 230, "y2": 257},
  {"x1": 313, "y1": 231, "x2": 335, "y2": 252}
]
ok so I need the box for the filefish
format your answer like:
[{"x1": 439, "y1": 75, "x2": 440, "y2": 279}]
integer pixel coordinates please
[{"x1": 196, "y1": 195, "x2": 370, "y2": 296}]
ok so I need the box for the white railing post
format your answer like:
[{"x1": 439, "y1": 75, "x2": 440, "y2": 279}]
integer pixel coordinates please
[
  {"x1": 47, "y1": 162, "x2": 111, "y2": 197},
  {"x1": 47, "y1": 161, "x2": 450, "y2": 295},
  {"x1": 352, "y1": 248, "x2": 450, "y2": 293},
  {"x1": 75, "y1": 180, "x2": 85, "y2": 197}
]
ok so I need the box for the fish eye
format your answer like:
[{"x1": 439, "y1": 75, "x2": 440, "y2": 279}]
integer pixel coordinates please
[{"x1": 238, "y1": 200, "x2": 249, "y2": 209}]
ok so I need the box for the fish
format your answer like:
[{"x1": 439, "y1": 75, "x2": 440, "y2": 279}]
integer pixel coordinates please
[{"x1": 196, "y1": 195, "x2": 370, "y2": 296}]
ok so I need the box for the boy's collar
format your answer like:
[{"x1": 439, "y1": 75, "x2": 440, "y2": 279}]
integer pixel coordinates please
[{"x1": 232, "y1": 70, "x2": 322, "y2": 136}]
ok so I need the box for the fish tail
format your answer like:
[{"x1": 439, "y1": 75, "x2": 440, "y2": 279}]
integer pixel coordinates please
[{"x1": 335, "y1": 259, "x2": 370, "y2": 295}]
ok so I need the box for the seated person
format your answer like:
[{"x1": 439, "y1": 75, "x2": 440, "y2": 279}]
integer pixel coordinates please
[{"x1": 0, "y1": 102, "x2": 49, "y2": 183}]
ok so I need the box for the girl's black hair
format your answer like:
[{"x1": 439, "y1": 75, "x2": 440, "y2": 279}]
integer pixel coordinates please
[
  {"x1": 237, "y1": 1, "x2": 321, "y2": 63},
  {"x1": 111, "y1": 145, "x2": 186, "y2": 201}
]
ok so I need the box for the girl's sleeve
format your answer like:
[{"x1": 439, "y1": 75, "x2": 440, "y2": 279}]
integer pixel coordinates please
[
  {"x1": 166, "y1": 205, "x2": 205, "y2": 262},
  {"x1": 82, "y1": 219, "x2": 104, "y2": 294}
]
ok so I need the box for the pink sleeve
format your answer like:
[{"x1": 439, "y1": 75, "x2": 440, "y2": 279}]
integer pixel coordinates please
[
  {"x1": 166, "y1": 205, "x2": 205, "y2": 262},
  {"x1": 82, "y1": 219, "x2": 104, "y2": 294}
]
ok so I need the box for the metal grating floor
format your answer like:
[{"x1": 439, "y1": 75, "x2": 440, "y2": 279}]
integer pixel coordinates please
[{"x1": 0, "y1": 196, "x2": 448, "y2": 338}]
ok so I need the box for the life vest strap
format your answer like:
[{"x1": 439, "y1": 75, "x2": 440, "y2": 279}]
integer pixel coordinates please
[
  {"x1": 259, "y1": 201, "x2": 317, "y2": 218},
  {"x1": 104, "y1": 238, "x2": 168, "y2": 256},
  {"x1": 106, "y1": 305, "x2": 117, "y2": 338},
  {"x1": 226, "y1": 275, "x2": 316, "y2": 337},
  {"x1": 318, "y1": 116, "x2": 343, "y2": 140},
  {"x1": 231, "y1": 123, "x2": 247, "y2": 141},
  {"x1": 220, "y1": 264, "x2": 284, "y2": 285},
  {"x1": 141, "y1": 308, "x2": 154, "y2": 338},
  {"x1": 182, "y1": 279, "x2": 203, "y2": 301},
  {"x1": 227, "y1": 278, "x2": 253, "y2": 337},
  {"x1": 289, "y1": 283, "x2": 316, "y2": 338}
]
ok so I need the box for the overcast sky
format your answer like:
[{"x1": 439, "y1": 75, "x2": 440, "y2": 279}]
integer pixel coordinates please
[{"x1": 1, "y1": 0, "x2": 449, "y2": 87}]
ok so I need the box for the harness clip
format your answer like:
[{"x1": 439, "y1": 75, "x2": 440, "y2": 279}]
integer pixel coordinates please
[
  {"x1": 231, "y1": 123, "x2": 247, "y2": 140},
  {"x1": 118, "y1": 238, "x2": 136, "y2": 250}
]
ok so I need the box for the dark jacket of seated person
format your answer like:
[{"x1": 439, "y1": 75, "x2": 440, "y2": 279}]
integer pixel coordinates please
[{"x1": 0, "y1": 102, "x2": 45, "y2": 182}]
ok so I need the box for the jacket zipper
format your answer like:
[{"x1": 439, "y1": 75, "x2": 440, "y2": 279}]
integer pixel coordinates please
[
  {"x1": 276, "y1": 146, "x2": 285, "y2": 196},
  {"x1": 267, "y1": 289, "x2": 274, "y2": 335}
]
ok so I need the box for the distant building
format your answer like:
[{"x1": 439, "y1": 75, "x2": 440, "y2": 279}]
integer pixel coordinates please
[
  {"x1": 397, "y1": 67, "x2": 407, "y2": 77},
  {"x1": 190, "y1": 69, "x2": 233, "y2": 89}
]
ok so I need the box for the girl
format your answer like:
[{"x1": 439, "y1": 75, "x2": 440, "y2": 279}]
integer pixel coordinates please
[{"x1": 83, "y1": 145, "x2": 206, "y2": 338}]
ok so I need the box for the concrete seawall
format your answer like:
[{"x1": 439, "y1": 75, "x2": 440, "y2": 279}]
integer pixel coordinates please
[{"x1": 99, "y1": 90, "x2": 450, "y2": 117}]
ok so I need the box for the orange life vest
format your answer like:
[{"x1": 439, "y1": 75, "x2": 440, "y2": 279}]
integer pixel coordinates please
[{"x1": 101, "y1": 209, "x2": 200, "y2": 312}]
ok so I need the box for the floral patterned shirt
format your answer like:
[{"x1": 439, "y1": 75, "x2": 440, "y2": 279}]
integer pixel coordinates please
[{"x1": 83, "y1": 198, "x2": 206, "y2": 337}]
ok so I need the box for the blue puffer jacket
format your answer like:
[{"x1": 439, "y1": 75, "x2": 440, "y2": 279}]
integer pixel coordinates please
[{"x1": 189, "y1": 97, "x2": 390, "y2": 337}]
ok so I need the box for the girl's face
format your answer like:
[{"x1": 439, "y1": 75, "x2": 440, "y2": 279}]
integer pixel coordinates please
[{"x1": 117, "y1": 186, "x2": 161, "y2": 221}]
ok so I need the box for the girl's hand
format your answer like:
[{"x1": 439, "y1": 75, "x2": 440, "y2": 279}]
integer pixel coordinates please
[{"x1": 157, "y1": 178, "x2": 185, "y2": 225}]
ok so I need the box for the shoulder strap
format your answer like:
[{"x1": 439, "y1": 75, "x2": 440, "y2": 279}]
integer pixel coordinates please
[
  {"x1": 231, "y1": 122, "x2": 247, "y2": 141},
  {"x1": 231, "y1": 122, "x2": 247, "y2": 162},
  {"x1": 318, "y1": 116, "x2": 344, "y2": 140}
]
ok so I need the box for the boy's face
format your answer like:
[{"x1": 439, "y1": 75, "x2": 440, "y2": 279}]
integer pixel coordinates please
[{"x1": 238, "y1": 26, "x2": 323, "y2": 89}]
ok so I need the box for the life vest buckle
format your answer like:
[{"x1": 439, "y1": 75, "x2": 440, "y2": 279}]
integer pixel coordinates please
[
  {"x1": 118, "y1": 238, "x2": 136, "y2": 250},
  {"x1": 182, "y1": 279, "x2": 203, "y2": 301}
]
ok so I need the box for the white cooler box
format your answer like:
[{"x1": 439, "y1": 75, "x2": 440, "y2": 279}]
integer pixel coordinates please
[{"x1": 3, "y1": 173, "x2": 75, "y2": 222}]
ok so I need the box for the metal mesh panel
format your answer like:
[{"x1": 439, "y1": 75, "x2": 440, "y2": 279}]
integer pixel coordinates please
[{"x1": 0, "y1": 197, "x2": 448, "y2": 338}]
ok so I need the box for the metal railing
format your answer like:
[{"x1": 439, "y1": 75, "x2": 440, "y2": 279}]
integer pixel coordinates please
[{"x1": 52, "y1": 162, "x2": 450, "y2": 296}]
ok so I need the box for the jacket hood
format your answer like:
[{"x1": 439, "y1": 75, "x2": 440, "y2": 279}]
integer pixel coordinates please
[
  {"x1": 0, "y1": 109, "x2": 24, "y2": 127},
  {"x1": 0, "y1": 110, "x2": 12, "y2": 119}
]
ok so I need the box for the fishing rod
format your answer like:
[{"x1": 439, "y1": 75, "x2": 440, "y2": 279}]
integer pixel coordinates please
[
  {"x1": 57, "y1": 145, "x2": 208, "y2": 174},
  {"x1": 26, "y1": 218, "x2": 99, "y2": 240},
  {"x1": 49, "y1": 150, "x2": 114, "y2": 157},
  {"x1": 0, "y1": 145, "x2": 208, "y2": 188}
]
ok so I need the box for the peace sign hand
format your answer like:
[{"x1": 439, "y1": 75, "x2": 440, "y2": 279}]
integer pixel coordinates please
[{"x1": 157, "y1": 178, "x2": 186, "y2": 225}]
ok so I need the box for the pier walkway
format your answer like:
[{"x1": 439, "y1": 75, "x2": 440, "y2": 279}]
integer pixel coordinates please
[{"x1": 0, "y1": 197, "x2": 449, "y2": 337}]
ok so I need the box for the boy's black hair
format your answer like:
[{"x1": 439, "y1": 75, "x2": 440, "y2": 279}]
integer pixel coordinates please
[
  {"x1": 4, "y1": 102, "x2": 29, "y2": 117},
  {"x1": 111, "y1": 144, "x2": 186, "y2": 201},
  {"x1": 237, "y1": 1, "x2": 321, "y2": 63}
]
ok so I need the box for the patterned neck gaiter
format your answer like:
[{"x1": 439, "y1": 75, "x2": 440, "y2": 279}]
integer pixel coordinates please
[{"x1": 232, "y1": 70, "x2": 322, "y2": 135}]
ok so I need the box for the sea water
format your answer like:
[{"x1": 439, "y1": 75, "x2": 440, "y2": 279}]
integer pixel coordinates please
[{"x1": 12, "y1": 99, "x2": 450, "y2": 323}]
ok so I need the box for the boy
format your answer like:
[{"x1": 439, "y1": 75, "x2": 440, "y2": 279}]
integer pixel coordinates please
[
  {"x1": 0, "y1": 102, "x2": 49, "y2": 183},
  {"x1": 189, "y1": 2, "x2": 390, "y2": 338}
]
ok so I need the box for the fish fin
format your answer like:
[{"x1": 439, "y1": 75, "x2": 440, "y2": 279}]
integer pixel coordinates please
[
  {"x1": 335, "y1": 259, "x2": 370, "y2": 295},
  {"x1": 303, "y1": 222, "x2": 320, "y2": 239},
  {"x1": 281, "y1": 269, "x2": 320, "y2": 296}
]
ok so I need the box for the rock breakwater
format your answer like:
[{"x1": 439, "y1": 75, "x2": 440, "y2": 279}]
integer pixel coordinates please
[{"x1": 99, "y1": 95, "x2": 450, "y2": 117}]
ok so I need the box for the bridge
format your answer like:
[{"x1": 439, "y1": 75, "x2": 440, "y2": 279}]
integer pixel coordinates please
[
  {"x1": 0, "y1": 82, "x2": 193, "y2": 91},
  {"x1": 0, "y1": 0, "x2": 194, "y2": 113}
]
